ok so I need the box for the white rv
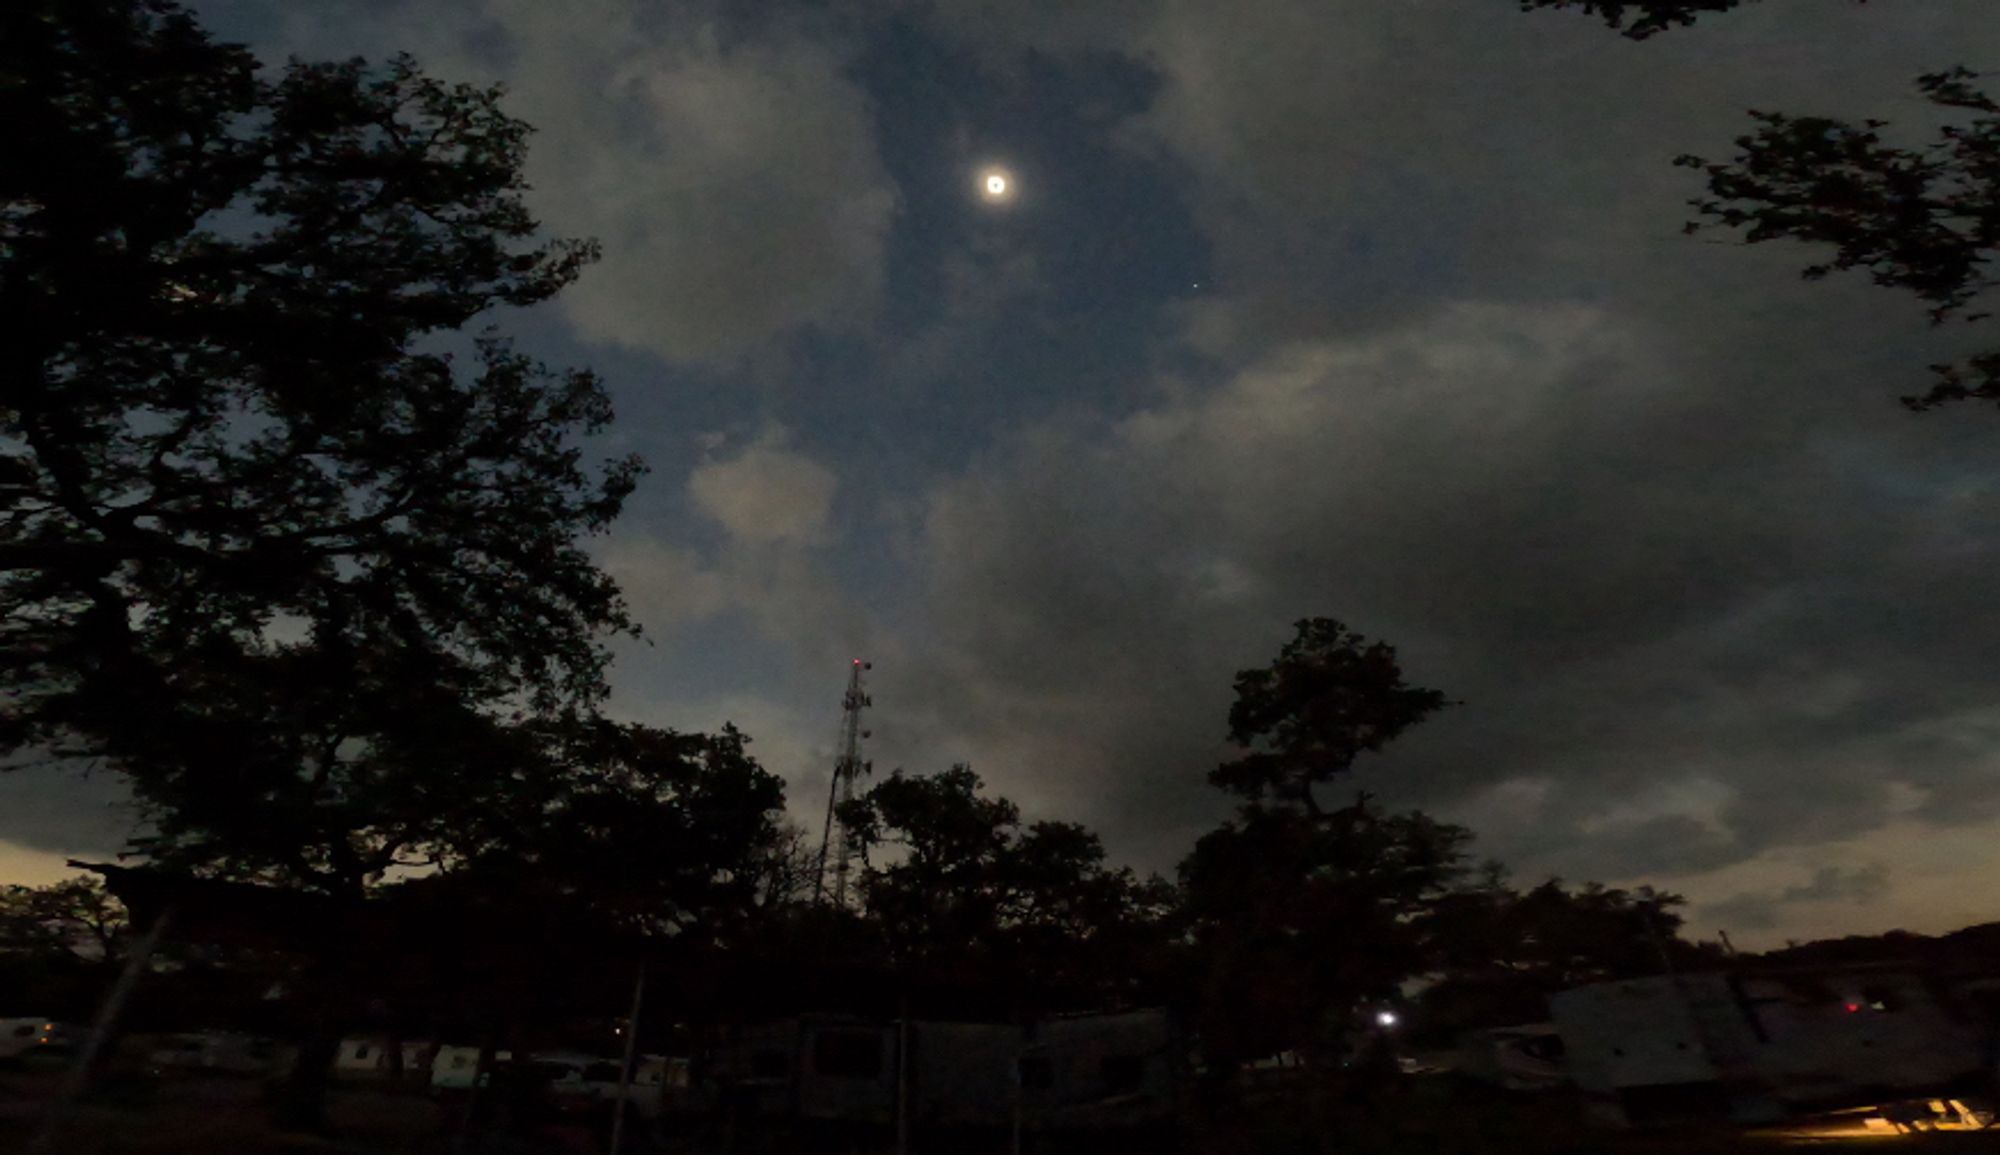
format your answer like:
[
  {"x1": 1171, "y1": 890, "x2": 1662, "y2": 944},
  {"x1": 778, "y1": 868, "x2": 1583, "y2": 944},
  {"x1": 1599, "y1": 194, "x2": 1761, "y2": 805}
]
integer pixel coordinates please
[
  {"x1": 145, "y1": 1031, "x2": 285, "y2": 1077},
  {"x1": 1452, "y1": 1023, "x2": 1568, "y2": 1092},
  {"x1": 430, "y1": 1044, "x2": 514, "y2": 1092},
  {"x1": 1019, "y1": 1009, "x2": 1179, "y2": 1129},
  {"x1": 690, "y1": 1009, "x2": 1178, "y2": 1131},
  {"x1": 0, "y1": 1019, "x2": 75, "y2": 1061},
  {"x1": 332, "y1": 1037, "x2": 433, "y2": 1080},
  {"x1": 1550, "y1": 970, "x2": 1988, "y2": 1126}
]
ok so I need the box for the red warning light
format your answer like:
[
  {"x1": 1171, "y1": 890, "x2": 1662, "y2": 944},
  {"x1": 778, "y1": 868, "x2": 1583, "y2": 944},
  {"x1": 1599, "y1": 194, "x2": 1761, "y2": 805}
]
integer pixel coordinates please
[{"x1": 1845, "y1": 1003, "x2": 1861, "y2": 1013}]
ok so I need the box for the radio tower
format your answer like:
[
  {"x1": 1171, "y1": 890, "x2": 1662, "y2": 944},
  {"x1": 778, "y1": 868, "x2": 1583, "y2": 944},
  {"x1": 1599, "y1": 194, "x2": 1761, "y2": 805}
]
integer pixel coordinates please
[{"x1": 813, "y1": 659, "x2": 873, "y2": 907}]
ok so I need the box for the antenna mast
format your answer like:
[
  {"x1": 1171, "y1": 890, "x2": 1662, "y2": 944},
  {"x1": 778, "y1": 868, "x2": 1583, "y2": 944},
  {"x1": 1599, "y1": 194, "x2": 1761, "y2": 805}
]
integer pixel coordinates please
[{"x1": 814, "y1": 659, "x2": 873, "y2": 906}]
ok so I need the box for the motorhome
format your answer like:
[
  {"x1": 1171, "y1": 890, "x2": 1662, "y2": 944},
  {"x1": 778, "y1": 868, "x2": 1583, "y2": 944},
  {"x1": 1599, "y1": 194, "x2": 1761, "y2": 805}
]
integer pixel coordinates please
[
  {"x1": 0, "y1": 1018, "x2": 74, "y2": 1061},
  {"x1": 145, "y1": 1031, "x2": 285, "y2": 1077},
  {"x1": 332, "y1": 1037, "x2": 434, "y2": 1080},
  {"x1": 1550, "y1": 969, "x2": 1989, "y2": 1126},
  {"x1": 684, "y1": 1008, "x2": 1178, "y2": 1132},
  {"x1": 430, "y1": 1044, "x2": 514, "y2": 1092},
  {"x1": 1452, "y1": 1023, "x2": 1567, "y2": 1092}
]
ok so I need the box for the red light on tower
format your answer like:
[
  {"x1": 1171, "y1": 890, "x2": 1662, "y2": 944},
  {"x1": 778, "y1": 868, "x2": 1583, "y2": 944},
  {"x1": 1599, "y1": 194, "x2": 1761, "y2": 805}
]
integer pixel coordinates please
[{"x1": 1845, "y1": 1003, "x2": 1861, "y2": 1013}]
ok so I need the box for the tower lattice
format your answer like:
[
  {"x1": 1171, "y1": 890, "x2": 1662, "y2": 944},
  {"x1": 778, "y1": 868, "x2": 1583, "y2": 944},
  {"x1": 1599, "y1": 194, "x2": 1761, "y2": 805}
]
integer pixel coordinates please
[{"x1": 813, "y1": 659, "x2": 873, "y2": 907}]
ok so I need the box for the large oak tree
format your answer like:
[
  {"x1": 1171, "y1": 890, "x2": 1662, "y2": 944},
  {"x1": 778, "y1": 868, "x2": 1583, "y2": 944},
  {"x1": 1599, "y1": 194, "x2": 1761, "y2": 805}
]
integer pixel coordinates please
[{"x1": 2, "y1": 0, "x2": 642, "y2": 888}]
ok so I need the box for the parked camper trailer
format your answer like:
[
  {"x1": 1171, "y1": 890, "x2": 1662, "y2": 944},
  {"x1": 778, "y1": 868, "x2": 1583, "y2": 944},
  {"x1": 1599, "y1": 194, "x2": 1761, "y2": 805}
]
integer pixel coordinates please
[
  {"x1": 1452, "y1": 1023, "x2": 1567, "y2": 1092},
  {"x1": 430, "y1": 1044, "x2": 514, "y2": 1092},
  {"x1": 687, "y1": 1009, "x2": 1178, "y2": 1133},
  {"x1": 145, "y1": 1031, "x2": 285, "y2": 1077},
  {"x1": 1551, "y1": 970, "x2": 1988, "y2": 1126},
  {"x1": 0, "y1": 1018, "x2": 76, "y2": 1061},
  {"x1": 1021, "y1": 1009, "x2": 1179, "y2": 1129},
  {"x1": 333, "y1": 1038, "x2": 434, "y2": 1081}
]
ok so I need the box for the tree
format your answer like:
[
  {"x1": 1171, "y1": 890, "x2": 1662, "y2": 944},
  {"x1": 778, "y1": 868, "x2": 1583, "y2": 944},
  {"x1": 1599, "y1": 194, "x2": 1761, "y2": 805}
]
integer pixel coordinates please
[
  {"x1": 746, "y1": 820, "x2": 823, "y2": 915},
  {"x1": 1185, "y1": 620, "x2": 1463, "y2": 1078},
  {"x1": 0, "y1": 877, "x2": 128, "y2": 966},
  {"x1": 1180, "y1": 799, "x2": 1472, "y2": 1072},
  {"x1": 125, "y1": 659, "x2": 553, "y2": 898},
  {"x1": 1673, "y1": 69, "x2": 2000, "y2": 408},
  {"x1": 839, "y1": 765, "x2": 1176, "y2": 1004},
  {"x1": 4, "y1": 4, "x2": 645, "y2": 1128},
  {"x1": 1211, "y1": 618, "x2": 1450, "y2": 814},
  {"x1": 1417, "y1": 878, "x2": 1706, "y2": 1037},
  {"x1": 1, "y1": 0, "x2": 640, "y2": 826},
  {"x1": 840, "y1": 765, "x2": 1019, "y2": 961},
  {"x1": 1515, "y1": 0, "x2": 1763, "y2": 40},
  {"x1": 468, "y1": 721, "x2": 790, "y2": 944},
  {"x1": 1522, "y1": 2, "x2": 2000, "y2": 411}
]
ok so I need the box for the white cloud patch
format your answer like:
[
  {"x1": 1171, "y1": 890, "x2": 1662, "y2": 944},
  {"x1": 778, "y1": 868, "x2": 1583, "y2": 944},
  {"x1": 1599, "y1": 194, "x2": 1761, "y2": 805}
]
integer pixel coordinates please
[
  {"x1": 525, "y1": 16, "x2": 898, "y2": 367},
  {"x1": 600, "y1": 538, "x2": 733, "y2": 634},
  {"x1": 262, "y1": 1, "x2": 899, "y2": 367},
  {"x1": 688, "y1": 427, "x2": 840, "y2": 545}
]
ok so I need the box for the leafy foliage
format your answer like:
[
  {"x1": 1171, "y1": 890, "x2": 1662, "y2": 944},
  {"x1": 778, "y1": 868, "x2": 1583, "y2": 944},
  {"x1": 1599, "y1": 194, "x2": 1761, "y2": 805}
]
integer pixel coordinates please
[
  {"x1": 1180, "y1": 799, "x2": 1473, "y2": 1068},
  {"x1": 468, "y1": 722, "x2": 790, "y2": 942},
  {"x1": 1674, "y1": 68, "x2": 2000, "y2": 408},
  {"x1": 839, "y1": 765, "x2": 1176, "y2": 1002},
  {"x1": 1514, "y1": 0, "x2": 1762, "y2": 40},
  {"x1": 123, "y1": 653, "x2": 549, "y2": 894},
  {"x1": 1, "y1": 0, "x2": 643, "y2": 887},
  {"x1": 1418, "y1": 878, "x2": 1707, "y2": 1036},
  {"x1": 1212, "y1": 618, "x2": 1450, "y2": 813},
  {"x1": 0, "y1": 0, "x2": 636, "y2": 750},
  {"x1": 0, "y1": 877, "x2": 128, "y2": 965}
]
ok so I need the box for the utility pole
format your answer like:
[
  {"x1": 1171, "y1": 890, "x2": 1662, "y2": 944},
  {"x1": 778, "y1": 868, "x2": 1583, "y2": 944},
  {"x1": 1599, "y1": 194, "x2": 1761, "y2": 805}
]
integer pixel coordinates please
[
  {"x1": 608, "y1": 963, "x2": 647, "y2": 1154},
  {"x1": 31, "y1": 904, "x2": 173, "y2": 1155},
  {"x1": 813, "y1": 660, "x2": 873, "y2": 906}
]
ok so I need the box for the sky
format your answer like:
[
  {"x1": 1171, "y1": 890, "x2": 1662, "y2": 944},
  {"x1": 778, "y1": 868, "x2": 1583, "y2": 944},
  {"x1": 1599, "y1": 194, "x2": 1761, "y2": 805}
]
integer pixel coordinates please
[{"x1": 7, "y1": 0, "x2": 2000, "y2": 949}]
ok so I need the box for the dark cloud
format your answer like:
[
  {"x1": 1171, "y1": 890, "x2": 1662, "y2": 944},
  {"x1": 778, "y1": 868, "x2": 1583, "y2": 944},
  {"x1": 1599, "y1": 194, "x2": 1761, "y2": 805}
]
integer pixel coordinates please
[
  {"x1": 0, "y1": 759, "x2": 140, "y2": 861},
  {"x1": 1706, "y1": 864, "x2": 1893, "y2": 932},
  {"x1": 115, "y1": 0, "x2": 2000, "y2": 945},
  {"x1": 861, "y1": 2, "x2": 2000, "y2": 892}
]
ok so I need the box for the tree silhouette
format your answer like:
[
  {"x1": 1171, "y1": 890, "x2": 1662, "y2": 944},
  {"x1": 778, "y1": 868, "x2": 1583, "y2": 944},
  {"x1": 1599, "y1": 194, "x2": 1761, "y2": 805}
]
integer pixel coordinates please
[
  {"x1": 840, "y1": 765, "x2": 1175, "y2": 1004},
  {"x1": 1523, "y1": 1, "x2": 2000, "y2": 410},
  {"x1": 1515, "y1": 0, "x2": 1761, "y2": 39},
  {"x1": 1418, "y1": 877, "x2": 1705, "y2": 1036},
  {"x1": 0, "y1": 877, "x2": 128, "y2": 967},
  {"x1": 1674, "y1": 68, "x2": 2000, "y2": 408},
  {"x1": 1, "y1": 0, "x2": 640, "y2": 783},
  {"x1": 2, "y1": 3, "x2": 647, "y2": 1128},
  {"x1": 1211, "y1": 618, "x2": 1450, "y2": 814},
  {"x1": 1186, "y1": 620, "x2": 1464, "y2": 1078},
  {"x1": 466, "y1": 721, "x2": 790, "y2": 944},
  {"x1": 1181, "y1": 799, "x2": 1472, "y2": 1074}
]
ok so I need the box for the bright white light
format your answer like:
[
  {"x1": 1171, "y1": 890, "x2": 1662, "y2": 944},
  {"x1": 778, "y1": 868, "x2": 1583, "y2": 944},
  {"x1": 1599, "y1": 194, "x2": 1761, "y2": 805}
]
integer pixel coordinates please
[
  {"x1": 1375, "y1": 1011, "x2": 1399, "y2": 1028},
  {"x1": 979, "y1": 168, "x2": 1015, "y2": 203}
]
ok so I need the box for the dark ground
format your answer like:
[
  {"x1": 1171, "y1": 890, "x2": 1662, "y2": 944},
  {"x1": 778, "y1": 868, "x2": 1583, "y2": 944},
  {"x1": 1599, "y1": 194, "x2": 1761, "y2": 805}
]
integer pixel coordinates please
[{"x1": 7, "y1": 1056, "x2": 2000, "y2": 1155}]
